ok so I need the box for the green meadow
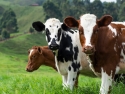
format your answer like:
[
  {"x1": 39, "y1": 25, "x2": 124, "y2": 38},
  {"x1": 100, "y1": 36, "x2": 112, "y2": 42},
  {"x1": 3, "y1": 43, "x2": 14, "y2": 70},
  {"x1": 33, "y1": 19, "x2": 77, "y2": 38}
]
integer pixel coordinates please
[
  {"x1": 0, "y1": 32, "x2": 124, "y2": 94},
  {"x1": 0, "y1": 0, "x2": 125, "y2": 94}
]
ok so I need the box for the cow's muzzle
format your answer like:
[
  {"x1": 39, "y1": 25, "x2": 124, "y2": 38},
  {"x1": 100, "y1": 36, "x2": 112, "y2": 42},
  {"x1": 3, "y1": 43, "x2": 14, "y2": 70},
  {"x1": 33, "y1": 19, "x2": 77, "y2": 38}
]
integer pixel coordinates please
[
  {"x1": 83, "y1": 46, "x2": 94, "y2": 54},
  {"x1": 49, "y1": 44, "x2": 59, "y2": 50},
  {"x1": 26, "y1": 68, "x2": 34, "y2": 72}
]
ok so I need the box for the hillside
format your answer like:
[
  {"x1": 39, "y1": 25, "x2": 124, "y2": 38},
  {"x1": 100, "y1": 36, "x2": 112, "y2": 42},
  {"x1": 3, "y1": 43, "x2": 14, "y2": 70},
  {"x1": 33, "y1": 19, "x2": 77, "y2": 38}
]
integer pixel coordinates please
[
  {"x1": 0, "y1": 32, "x2": 47, "y2": 57},
  {"x1": 0, "y1": 1, "x2": 47, "y2": 66},
  {"x1": 0, "y1": 1, "x2": 45, "y2": 33}
]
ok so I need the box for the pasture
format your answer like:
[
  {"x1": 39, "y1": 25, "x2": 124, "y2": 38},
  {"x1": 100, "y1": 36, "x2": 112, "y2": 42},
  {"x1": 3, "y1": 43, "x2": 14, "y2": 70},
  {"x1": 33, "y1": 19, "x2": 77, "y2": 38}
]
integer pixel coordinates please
[
  {"x1": 0, "y1": 57, "x2": 125, "y2": 94},
  {"x1": 0, "y1": 34, "x2": 124, "y2": 94}
]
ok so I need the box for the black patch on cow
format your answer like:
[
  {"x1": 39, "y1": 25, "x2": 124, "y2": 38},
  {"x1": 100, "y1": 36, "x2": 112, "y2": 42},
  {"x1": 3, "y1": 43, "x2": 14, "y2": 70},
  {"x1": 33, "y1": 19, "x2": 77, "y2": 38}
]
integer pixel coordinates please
[
  {"x1": 68, "y1": 66, "x2": 71, "y2": 71},
  {"x1": 51, "y1": 38, "x2": 57, "y2": 46},
  {"x1": 61, "y1": 23, "x2": 70, "y2": 31},
  {"x1": 74, "y1": 46, "x2": 79, "y2": 60},
  {"x1": 72, "y1": 62, "x2": 77, "y2": 72},
  {"x1": 75, "y1": 30, "x2": 77, "y2": 32},
  {"x1": 32, "y1": 21, "x2": 45, "y2": 32},
  {"x1": 73, "y1": 78, "x2": 75, "y2": 81},
  {"x1": 69, "y1": 30, "x2": 74, "y2": 34},
  {"x1": 45, "y1": 28, "x2": 51, "y2": 42},
  {"x1": 57, "y1": 33, "x2": 73, "y2": 62},
  {"x1": 57, "y1": 28, "x2": 61, "y2": 41},
  {"x1": 61, "y1": 23, "x2": 74, "y2": 34},
  {"x1": 77, "y1": 62, "x2": 80, "y2": 69}
]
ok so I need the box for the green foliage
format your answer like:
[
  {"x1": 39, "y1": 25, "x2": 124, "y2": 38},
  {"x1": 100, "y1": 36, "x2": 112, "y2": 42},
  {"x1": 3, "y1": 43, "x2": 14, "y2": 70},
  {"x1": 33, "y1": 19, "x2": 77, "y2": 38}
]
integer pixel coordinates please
[
  {"x1": 42, "y1": 0, "x2": 62, "y2": 20},
  {"x1": 29, "y1": 27, "x2": 35, "y2": 33},
  {"x1": 118, "y1": 2, "x2": 125, "y2": 21},
  {"x1": 103, "y1": 2, "x2": 118, "y2": 21},
  {"x1": 88, "y1": 0, "x2": 103, "y2": 18},
  {"x1": 0, "y1": 6, "x2": 4, "y2": 15},
  {"x1": 0, "y1": 8, "x2": 18, "y2": 34},
  {"x1": 1, "y1": 29, "x2": 10, "y2": 39}
]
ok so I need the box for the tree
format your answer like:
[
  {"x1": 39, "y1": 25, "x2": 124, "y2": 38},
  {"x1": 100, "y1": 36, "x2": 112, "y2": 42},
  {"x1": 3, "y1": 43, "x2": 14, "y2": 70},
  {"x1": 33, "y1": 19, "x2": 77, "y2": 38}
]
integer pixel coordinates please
[
  {"x1": 89, "y1": 0, "x2": 103, "y2": 18},
  {"x1": 118, "y1": 2, "x2": 125, "y2": 21},
  {"x1": 29, "y1": 27, "x2": 35, "y2": 33},
  {"x1": 103, "y1": 2, "x2": 118, "y2": 21},
  {"x1": 0, "y1": 6, "x2": 4, "y2": 15},
  {"x1": 0, "y1": 8, "x2": 18, "y2": 34},
  {"x1": 42, "y1": 0, "x2": 62, "y2": 20},
  {"x1": 1, "y1": 29, "x2": 10, "y2": 39}
]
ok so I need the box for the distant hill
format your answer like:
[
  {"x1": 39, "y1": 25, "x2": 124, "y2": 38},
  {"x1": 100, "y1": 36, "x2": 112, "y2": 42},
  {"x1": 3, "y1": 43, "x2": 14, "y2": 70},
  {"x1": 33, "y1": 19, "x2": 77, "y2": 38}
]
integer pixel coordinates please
[
  {"x1": 0, "y1": 0, "x2": 43, "y2": 6},
  {"x1": 0, "y1": 0, "x2": 47, "y2": 64},
  {"x1": 0, "y1": 0, "x2": 45, "y2": 33}
]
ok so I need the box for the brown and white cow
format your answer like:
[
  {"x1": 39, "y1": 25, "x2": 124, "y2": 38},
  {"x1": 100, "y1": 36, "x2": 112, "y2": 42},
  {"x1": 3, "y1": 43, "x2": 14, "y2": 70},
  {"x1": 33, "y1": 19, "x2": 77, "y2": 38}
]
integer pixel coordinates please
[{"x1": 64, "y1": 14, "x2": 125, "y2": 94}]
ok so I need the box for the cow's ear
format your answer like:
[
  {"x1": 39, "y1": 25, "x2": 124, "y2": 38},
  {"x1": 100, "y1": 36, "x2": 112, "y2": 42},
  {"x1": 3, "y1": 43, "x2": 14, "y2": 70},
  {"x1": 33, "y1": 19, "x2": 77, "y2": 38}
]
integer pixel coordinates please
[
  {"x1": 61, "y1": 23, "x2": 70, "y2": 31},
  {"x1": 28, "y1": 49, "x2": 30, "y2": 54},
  {"x1": 37, "y1": 47, "x2": 42, "y2": 54},
  {"x1": 32, "y1": 21, "x2": 45, "y2": 32},
  {"x1": 97, "y1": 15, "x2": 112, "y2": 27},
  {"x1": 64, "y1": 16, "x2": 79, "y2": 28}
]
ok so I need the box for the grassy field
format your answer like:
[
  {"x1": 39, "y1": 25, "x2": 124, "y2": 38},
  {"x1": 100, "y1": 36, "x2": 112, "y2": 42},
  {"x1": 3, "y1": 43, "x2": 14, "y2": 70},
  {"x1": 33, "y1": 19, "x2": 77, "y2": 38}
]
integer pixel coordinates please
[{"x1": 0, "y1": 33, "x2": 124, "y2": 94}]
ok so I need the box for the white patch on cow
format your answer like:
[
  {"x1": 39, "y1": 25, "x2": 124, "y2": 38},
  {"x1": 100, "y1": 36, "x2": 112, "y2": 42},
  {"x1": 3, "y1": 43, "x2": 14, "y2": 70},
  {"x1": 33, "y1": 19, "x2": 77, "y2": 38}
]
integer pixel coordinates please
[
  {"x1": 120, "y1": 49, "x2": 125, "y2": 60},
  {"x1": 114, "y1": 46, "x2": 116, "y2": 52},
  {"x1": 44, "y1": 18, "x2": 62, "y2": 46},
  {"x1": 100, "y1": 68, "x2": 113, "y2": 94},
  {"x1": 112, "y1": 22, "x2": 125, "y2": 26},
  {"x1": 108, "y1": 25, "x2": 117, "y2": 37},
  {"x1": 115, "y1": 66, "x2": 120, "y2": 74},
  {"x1": 62, "y1": 75, "x2": 67, "y2": 88},
  {"x1": 121, "y1": 28, "x2": 125, "y2": 31},
  {"x1": 80, "y1": 14, "x2": 97, "y2": 47},
  {"x1": 66, "y1": 47, "x2": 70, "y2": 51},
  {"x1": 29, "y1": 49, "x2": 34, "y2": 56},
  {"x1": 122, "y1": 42, "x2": 125, "y2": 46}
]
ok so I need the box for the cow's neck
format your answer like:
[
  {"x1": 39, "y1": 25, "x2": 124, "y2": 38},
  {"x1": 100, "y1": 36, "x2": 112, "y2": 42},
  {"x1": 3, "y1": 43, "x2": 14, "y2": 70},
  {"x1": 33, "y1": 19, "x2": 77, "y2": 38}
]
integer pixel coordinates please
[{"x1": 42, "y1": 49, "x2": 57, "y2": 71}]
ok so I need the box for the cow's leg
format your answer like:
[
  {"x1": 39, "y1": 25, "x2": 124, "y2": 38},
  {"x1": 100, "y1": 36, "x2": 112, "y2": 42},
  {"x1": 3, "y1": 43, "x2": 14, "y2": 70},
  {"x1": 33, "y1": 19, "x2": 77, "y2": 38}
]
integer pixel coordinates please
[
  {"x1": 62, "y1": 75, "x2": 67, "y2": 88},
  {"x1": 100, "y1": 68, "x2": 114, "y2": 94},
  {"x1": 67, "y1": 68, "x2": 78, "y2": 90},
  {"x1": 74, "y1": 72, "x2": 80, "y2": 88}
]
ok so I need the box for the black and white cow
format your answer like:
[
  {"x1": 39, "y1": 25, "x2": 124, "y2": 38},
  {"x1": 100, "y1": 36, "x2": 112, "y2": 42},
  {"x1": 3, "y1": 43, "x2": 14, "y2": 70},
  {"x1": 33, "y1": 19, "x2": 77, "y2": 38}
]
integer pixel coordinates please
[{"x1": 32, "y1": 18, "x2": 88, "y2": 90}]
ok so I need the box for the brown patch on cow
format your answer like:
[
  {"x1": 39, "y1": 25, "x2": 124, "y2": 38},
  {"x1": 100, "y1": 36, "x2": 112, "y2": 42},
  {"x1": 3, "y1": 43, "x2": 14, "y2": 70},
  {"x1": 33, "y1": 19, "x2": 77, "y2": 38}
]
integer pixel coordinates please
[
  {"x1": 97, "y1": 15, "x2": 112, "y2": 27},
  {"x1": 64, "y1": 16, "x2": 79, "y2": 28}
]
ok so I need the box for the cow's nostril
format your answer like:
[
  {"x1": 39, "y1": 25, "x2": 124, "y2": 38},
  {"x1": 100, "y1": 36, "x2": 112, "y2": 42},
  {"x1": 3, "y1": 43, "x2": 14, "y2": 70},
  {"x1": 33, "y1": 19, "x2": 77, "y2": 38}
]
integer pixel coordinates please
[{"x1": 26, "y1": 68, "x2": 28, "y2": 71}]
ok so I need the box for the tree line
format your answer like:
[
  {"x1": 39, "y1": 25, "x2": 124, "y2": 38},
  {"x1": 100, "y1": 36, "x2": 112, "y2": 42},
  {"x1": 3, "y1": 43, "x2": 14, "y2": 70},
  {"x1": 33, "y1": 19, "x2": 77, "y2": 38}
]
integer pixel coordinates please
[
  {"x1": 41, "y1": 0, "x2": 125, "y2": 21},
  {"x1": 0, "y1": 0, "x2": 125, "y2": 39}
]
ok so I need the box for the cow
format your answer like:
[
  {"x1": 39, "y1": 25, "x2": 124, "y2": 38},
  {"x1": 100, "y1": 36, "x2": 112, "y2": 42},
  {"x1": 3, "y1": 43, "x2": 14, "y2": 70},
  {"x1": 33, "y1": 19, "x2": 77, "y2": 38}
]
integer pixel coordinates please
[
  {"x1": 26, "y1": 46, "x2": 125, "y2": 88},
  {"x1": 32, "y1": 18, "x2": 89, "y2": 90},
  {"x1": 64, "y1": 14, "x2": 125, "y2": 94}
]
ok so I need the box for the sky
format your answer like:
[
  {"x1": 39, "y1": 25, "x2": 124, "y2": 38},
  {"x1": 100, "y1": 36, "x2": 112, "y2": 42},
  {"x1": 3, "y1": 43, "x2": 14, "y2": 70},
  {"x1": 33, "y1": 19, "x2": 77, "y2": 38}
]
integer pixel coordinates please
[{"x1": 90, "y1": 0, "x2": 116, "y2": 3}]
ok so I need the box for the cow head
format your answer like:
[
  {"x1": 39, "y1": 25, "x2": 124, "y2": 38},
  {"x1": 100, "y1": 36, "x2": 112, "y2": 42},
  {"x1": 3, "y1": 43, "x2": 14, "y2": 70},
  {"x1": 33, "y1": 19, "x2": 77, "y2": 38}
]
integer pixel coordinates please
[
  {"x1": 64, "y1": 14, "x2": 112, "y2": 54},
  {"x1": 26, "y1": 46, "x2": 44, "y2": 72},
  {"x1": 32, "y1": 18, "x2": 68, "y2": 51}
]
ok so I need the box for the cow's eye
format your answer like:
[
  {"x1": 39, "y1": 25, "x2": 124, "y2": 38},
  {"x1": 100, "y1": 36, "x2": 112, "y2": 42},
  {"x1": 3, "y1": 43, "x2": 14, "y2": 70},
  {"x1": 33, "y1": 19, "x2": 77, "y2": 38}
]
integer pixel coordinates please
[
  {"x1": 46, "y1": 28, "x2": 50, "y2": 35},
  {"x1": 57, "y1": 26, "x2": 58, "y2": 28},
  {"x1": 32, "y1": 55, "x2": 36, "y2": 59}
]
